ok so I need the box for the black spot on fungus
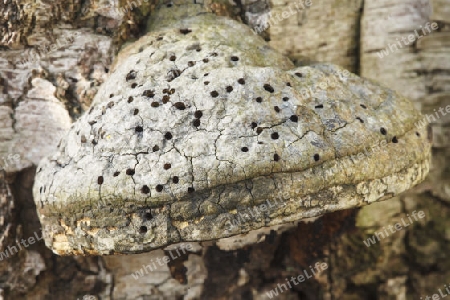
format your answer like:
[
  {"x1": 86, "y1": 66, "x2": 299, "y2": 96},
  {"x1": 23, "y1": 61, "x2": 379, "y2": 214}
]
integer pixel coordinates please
[
  {"x1": 416, "y1": 132, "x2": 421, "y2": 137},
  {"x1": 203, "y1": 58, "x2": 209, "y2": 63},
  {"x1": 81, "y1": 135, "x2": 87, "y2": 143},
  {"x1": 314, "y1": 154, "x2": 320, "y2": 161},
  {"x1": 188, "y1": 187, "x2": 195, "y2": 193},
  {"x1": 165, "y1": 132, "x2": 173, "y2": 140},
  {"x1": 135, "y1": 126, "x2": 143, "y2": 133},
  {"x1": 356, "y1": 117, "x2": 364, "y2": 123},
  {"x1": 194, "y1": 110, "x2": 203, "y2": 119},
  {"x1": 128, "y1": 96, "x2": 134, "y2": 103},
  {"x1": 172, "y1": 176, "x2": 179, "y2": 184},
  {"x1": 211, "y1": 52, "x2": 218, "y2": 57},
  {"x1": 360, "y1": 104, "x2": 367, "y2": 109},
  {"x1": 98, "y1": 176, "x2": 104, "y2": 184},
  {"x1": 315, "y1": 104, "x2": 324, "y2": 109},
  {"x1": 256, "y1": 97, "x2": 262, "y2": 103},
  {"x1": 251, "y1": 122, "x2": 257, "y2": 129},
  {"x1": 204, "y1": 81, "x2": 210, "y2": 85},
  {"x1": 193, "y1": 119, "x2": 201, "y2": 127},
  {"x1": 238, "y1": 78, "x2": 245, "y2": 85},
  {"x1": 256, "y1": 127, "x2": 263, "y2": 134},
  {"x1": 143, "y1": 90, "x2": 155, "y2": 97},
  {"x1": 271, "y1": 132, "x2": 279, "y2": 140},
  {"x1": 174, "y1": 102, "x2": 186, "y2": 110},
  {"x1": 230, "y1": 56, "x2": 239, "y2": 61},
  {"x1": 126, "y1": 169, "x2": 135, "y2": 176},
  {"x1": 210, "y1": 91, "x2": 219, "y2": 98},
  {"x1": 162, "y1": 95, "x2": 170, "y2": 103},
  {"x1": 196, "y1": 48, "x2": 202, "y2": 52},
  {"x1": 241, "y1": 147, "x2": 249, "y2": 152},
  {"x1": 188, "y1": 61, "x2": 195, "y2": 67},
  {"x1": 156, "y1": 184, "x2": 164, "y2": 192},
  {"x1": 133, "y1": 109, "x2": 139, "y2": 115},
  {"x1": 380, "y1": 127, "x2": 387, "y2": 135},
  {"x1": 141, "y1": 185, "x2": 150, "y2": 194},
  {"x1": 274, "y1": 106, "x2": 280, "y2": 113},
  {"x1": 151, "y1": 102, "x2": 160, "y2": 107},
  {"x1": 283, "y1": 97, "x2": 289, "y2": 101},
  {"x1": 126, "y1": 70, "x2": 136, "y2": 81},
  {"x1": 204, "y1": 73, "x2": 209, "y2": 77},
  {"x1": 157, "y1": 36, "x2": 163, "y2": 41},
  {"x1": 113, "y1": 171, "x2": 120, "y2": 177},
  {"x1": 166, "y1": 3, "x2": 172, "y2": 7},
  {"x1": 145, "y1": 212, "x2": 152, "y2": 220},
  {"x1": 170, "y1": 55, "x2": 176, "y2": 61},
  {"x1": 164, "y1": 163, "x2": 172, "y2": 170},
  {"x1": 286, "y1": 82, "x2": 291, "y2": 86},
  {"x1": 264, "y1": 84, "x2": 274, "y2": 93},
  {"x1": 163, "y1": 88, "x2": 169, "y2": 94},
  {"x1": 131, "y1": 83, "x2": 138, "y2": 88},
  {"x1": 180, "y1": 28, "x2": 192, "y2": 34},
  {"x1": 274, "y1": 154, "x2": 280, "y2": 161},
  {"x1": 226, "y1": 86, "x2": 233, "y2": 93},
  {"x1": 139, "y1": 226, "x2": 147, "y2": 234},
  {"x1": 290, "y1": 115, "x2": 298, "y2": 122},
  {"x1": 392, "y1": 136, "x2": 398, "y2": 143},
  {"x1": 109, "y1": 94, "x2": 114, "y2": 98},
  {"x1": 152, "y1": 145, "x2": 159, "y2": 152},
  {"x1": 295, "y1": 72, "x2": 303, "y2": 78},
  {"x1": 107, "y1": 101, "x2": 114, "y2": 109}
]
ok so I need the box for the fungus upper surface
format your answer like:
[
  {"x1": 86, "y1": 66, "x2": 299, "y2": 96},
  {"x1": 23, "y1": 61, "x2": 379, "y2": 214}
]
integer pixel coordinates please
[{"x1": 33, "y1": 5, "x2": 431, "y2": 255}]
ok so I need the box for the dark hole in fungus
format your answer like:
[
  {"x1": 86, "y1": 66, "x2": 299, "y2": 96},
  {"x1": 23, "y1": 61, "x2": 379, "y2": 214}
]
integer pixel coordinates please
[
  {"x1": 109, "y1": 94, "x2": 114, "y2": 98},
  {"x1": 196, "y1": 48, "x2": 202, "y2": 52},
  {"x1": 204, "y1": 73, "x2": 209, "y2": 76},
  {"x1": 315, "y1": 104, "x2": 324, "y2": 109},
  {"x1": 193, "y1": 119, "x2": 201, "y2": 127},
  {"x1": 135, "y1": 126, "x2": 143, "y2": 133},
  {"x1": 290, "y1": 115, "x2": 298, "y2": 122},
  {"x1": 392, "y1": 136, "x2": 398, "y2": 143},
  {"x1": 241, "y1": 147, "x2": 249, "y2": 152},
  {"x1": 204, "y1": 81, "x2": 210, "y2": 85},
  {"x1": 98, "y1": 176, "x2": 104, "y2": 184},
  {"x1": 165, "y1": 132, "x2": 173, "y2": 140},
  {"x1": 113, "y1": 171, "x2": 120, "y2": 177},
  {"x1": 126, "y1": 169, "x2": 135, "y2": 176},
  {"x1": 133, "y1": 109, "x2": 139, "y2": 115},
  {"x1": 162, "y1": 95, "x2": 170, "y2": 103},
  {"x1": 188, "y1": 61, "x2": 195, "y2": 67},
  {"x1": 131, "y1": 83, "x2": 138, "y2": 88},
  {"x1": 143, "y1": 90, "x2": 155, "y2": 97},
  {"x1": 271, "y1": 132, "x2": 279, "y2": 139},
  {"x1": 211, "y1": 52, "x2": 218, "y2": 57},
  {"x1": 380, "y1": 127, "x2": 387, "y2": 135},
  {"x1": 156, "y1": 184, "x2": 164, "y2": 192},
  {"x1": 172, "y1": 176, "x2": 179, "y2": 184},
  {"x1": 251, "y1": 122, "x2": 257, "y2": 129},
  {"x1": 164, "y1": 163, "x2": 172, "y2": 170},
  {"x1": 139, "y1": 226, "x2": 147, "y2": 234},
  {"x1": 39, "y1": 187, "x2": 43, "y2": 193},
  {"x1": 274, "y1": 154, "x2": 280, "y2": 161},
  {"x1": 157, "y1": 36, "x2": 163, "y2": 41},
  {"x1": 180, "y1": 28, "x2": 192, "y2": 34},
  {"x1": 152, "y1": 145, "x2": 160, "y2": 152},
  {"x1": 126, "y1": 70, "x2": 136, "y2": 81},
  {"x1": 356, "y1": 117, "x2": 364, "y2": 123},
  {"x1": 283, "y1": 97, "x2": 289, "y2": 101},
  {"x1": 194, "y1": 110, "x2": 203, "y2": 119},
  {"x1": 286, "y1": 82, "x2": 291, "y2": 86},
  {"x1": 141, "y1": 185, "x2": 150, "y2": 194},
  {"x1": 81, "y1": 135, "x2": 87, "y2": 143},
  {"x1": 203, "y1": 58, "x2": 209, "y2": 63},
  {"x1": 416, "y1": 132, "x2": 421, "y2": 137},
  {"x1": 145, "y1": 212, "x2": 152, "y2": 220},
  {"x1": 151, "y1": 102, "x2": 159, "y2": 107},
  {"x1": 256, "y1": 97, "x2": 262, "y2": 103},
  {"x1": 226, "y1": 86, "x2": 233, "y2": 93},
  {"x1": 360, "y1": 104, "x2": 367, "y2": 109},
  {"x1": 163, "y1": 88, "x2": 169, "y2": 94},
  {"x1": 231, "y1": 56, "x2": 239, "y2": 61},
  {"x1": 170, "y1": 55, "x2": 176, "y2": 61},
  {"x1": 274, "y1": 106, "x2": 280, "y2": 113},
  {"x1": 174, "y1": 102, "x2": 186, "y2": 110},
  {"x1": 256, "y1": 127, "x2": 263, "y2": 134},
  {"x1": 188, "y1": 187, "x2": 195, "y2": 193},
  {"x1": 314, "y1": 154, "x2": 320, "y2": 161},
  {"x1": 210, "y1": 91, "x2": 219, "y2": 98},
  {"x1": 295, "y1": 72, "x2": 303, "y2": 78},
  {"x1": 128, "y1": 96, "x2": 134, "y2": 103},
  {"x1": 264, "y1": 84, "x2": 274, "y2": 93},
  {"x1": 238, "y1": 78, "x2": 245, "y2": 85}
]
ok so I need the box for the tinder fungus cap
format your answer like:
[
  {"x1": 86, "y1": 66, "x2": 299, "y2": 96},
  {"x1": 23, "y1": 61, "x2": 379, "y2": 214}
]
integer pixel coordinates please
[{"x1": 33, "y1": 3, "x2": 431, "y2": 255}]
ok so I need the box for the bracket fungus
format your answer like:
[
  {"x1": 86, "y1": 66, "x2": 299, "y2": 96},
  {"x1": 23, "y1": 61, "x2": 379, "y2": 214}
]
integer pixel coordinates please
[{"x1": 33, "y1": 0, "x2": 431, "y2": 255}]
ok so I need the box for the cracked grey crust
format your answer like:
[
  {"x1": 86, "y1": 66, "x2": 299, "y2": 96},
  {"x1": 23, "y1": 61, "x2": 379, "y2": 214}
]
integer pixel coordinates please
[{"x1": 33, "y1": 9, "x2": 431, "y2": 255}]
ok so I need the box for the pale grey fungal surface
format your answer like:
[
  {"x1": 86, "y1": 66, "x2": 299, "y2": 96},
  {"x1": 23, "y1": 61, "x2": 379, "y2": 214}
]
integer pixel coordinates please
[{"x1": 33, "y1": 3, "x2": 432, "y2": 255}]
